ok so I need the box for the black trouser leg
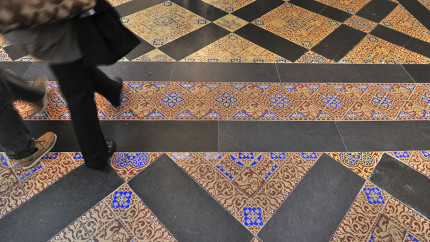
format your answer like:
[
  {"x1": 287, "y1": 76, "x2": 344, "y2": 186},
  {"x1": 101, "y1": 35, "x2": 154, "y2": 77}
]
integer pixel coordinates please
[
  {"x1": 50, "y1": 59, "x2": 108, "y2": 169},
  {"x1": 90, "y1": 67, "x2": 121, "y2": 106}
]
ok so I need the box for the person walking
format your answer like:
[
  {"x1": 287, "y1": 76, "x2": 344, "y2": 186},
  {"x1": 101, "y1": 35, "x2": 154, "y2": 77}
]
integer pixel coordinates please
[
  {"x1": 4, "y1": 0, "x2": 140, "y2": 170},
  {"x1": 0, "y1": 69, "x2": 56, "y2": 169}
]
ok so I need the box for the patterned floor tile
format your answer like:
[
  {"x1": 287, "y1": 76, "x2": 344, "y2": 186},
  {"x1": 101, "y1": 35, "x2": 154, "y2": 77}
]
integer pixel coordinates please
[
  {"x1": 182, "y1": 33, "x2": 289, "y2": 63},
  {"x1": 132, "y1": 49, "x2": 175, "y2": 62},
  {"x1": 409, "y1": 212, "x2": 430, "y2": 241},
  {"x1": 214, "y1": 14, "x2": 249, "y2": 32},
  {"x1": 111, "y1": 153, "x2": 163, "y2": 181},
  {"x1": 20, "y1": 168, "x2": 53, "y2": 198},
  {"x1": 49, "y1": 219, "x2": 91, "y2": 242},
  {"x1": 255, "y1": 4, "x2": 340, "y2": 49},
  {"x1": 202, "y1": 0, "x2": 255, "y2": 13},
  {"x1": 344, "y1": 15, "x2": 378, "y2": 33},
  {"x1": 0, "y1": 168, "x2": 18, "y2": 195},
  {"x1": 383, "y1": 197, "x2": 415, "y2": 230},
  {"x1": 120, "y1": 201, "x2": 156, "y2": 238},
  {"x1": 0, "y1": 183, "x2": 28, "y2": 218},
  {"x1": 419, "y1": 0, "x2": 430, "y2": 10},
  {"x1": 314, "y1": 0, "x2": 371, "y2": 14},
  {"x1": 44, "y1": 152, "x2": 78, "y2": 182},
  {"x1": 235, "y1": 199, "x2": 271, "y2": 235},
  {"x1": 294, "y1": 50, "x2": 335, "y2": 63},
  {"x1": 341, "y1": 35, "x2": 430, "y2": 64},
  {"x1": 327, "y1": 152, "x2": 382, "y2": 179},
  {"x1": 388, "y1": 150, "x2": 430, "y2": 178},
  {"x1": 0, "y1": 48, "x2": 12, "y2": 61},
  {"x1": 104, "y1": 184, "x2": 140, "y2": 217},
  {"x1": 135, "y1": 219, "x2": 174, "y2": 241},
  {"x1": 381, "y1": 5, "x2": 430, "y2": 43},
  {"x1": 107, "y1": 0, "x2": 132, "y2": 7},
  {"x1": 123, "y1": 1, "x2": 209, "y2": 47},
  {"x1": 80, "y1": 201, "x2": 116, "y2": 238},
  {"x1": 93, "y1": 219, "x2": 133, "y2": 242},
  {"x1": 370, "y1": 213, "x2": 407, "y2": 241}
]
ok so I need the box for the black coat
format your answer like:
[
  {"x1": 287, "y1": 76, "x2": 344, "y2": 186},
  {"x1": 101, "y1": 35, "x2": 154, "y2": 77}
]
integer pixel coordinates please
[{"x1": 75, "y1": 0, "x2": 140, "y2": 66}]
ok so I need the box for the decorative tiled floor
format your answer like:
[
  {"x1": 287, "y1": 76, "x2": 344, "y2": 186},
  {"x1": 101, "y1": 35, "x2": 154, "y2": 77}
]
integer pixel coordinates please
[
  {"x1": 1, "y1": 151, "x2": 429, "y2": 241},
  {"x1": 14, "y1": 81, "x2": 430, "y2": 121},
  {"x1": 1, "y1": 0, "x2": 429, "y2": 63}
]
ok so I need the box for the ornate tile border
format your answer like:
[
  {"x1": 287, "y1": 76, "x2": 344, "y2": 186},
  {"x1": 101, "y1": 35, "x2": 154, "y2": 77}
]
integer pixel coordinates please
[{"x1": 15, "y1": 82, "x2": 430, "y2": 121}]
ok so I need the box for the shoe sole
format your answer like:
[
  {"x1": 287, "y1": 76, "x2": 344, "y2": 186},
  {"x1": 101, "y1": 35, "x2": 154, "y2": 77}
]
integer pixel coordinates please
[{"x1": 23, "y1": 134, "x2": 57, "y2": 170}]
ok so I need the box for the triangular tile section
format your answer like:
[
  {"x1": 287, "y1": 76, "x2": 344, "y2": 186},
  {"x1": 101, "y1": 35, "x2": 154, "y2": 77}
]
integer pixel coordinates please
[
  {"x1": 127, "y1": 83, "x2": 145, "y2": 91},
  {"x1": 280, "y1": 84, "x2": 296, "y2": 92},
  {"x1": 354, "y1": 85, "x2": 369, "y2": 92},
  {"x1": 98, "y1": 110, "x2": 109, "y2": 118},
  {"x1": 117, "y1": 110, "x2": 137, "y2": 118},
  {"x1": 327, "y1": 152, "x2": 383, "y2": 179},
  {"x1": 58, "y1": 111, "x2": 71, "y2": 118},
  {"x1": 111, "y1": 153, "x2": 163, "y2": 181},
  {"x1": 179, "y1": 84, "x2": 196, "y2": 91},
  {"x1": 329, "y1": 85, "x2": 346, "y2": 92},
  {"x1": 424, "y1": 110, "x2": 430, "y2": 118},
  {"x1": 146, "y1": 109, "x2": 166, "y2": 118},
  {"x1": 203, "y1": 110, "x2": 223, "y2": 118},
  {"x1": 205, "y1": 84, "x2": 221, "y2": 91},
  {"x1": 305, "y1": 85, "x2": 321, "y2": 92},
  {"x1": 288, "y1": 110, "x2": 307, "y2": 119},
  {"x1": 377, "y1": 85, "x2": 393, "y2": 92},
  {"x1": 401, "y1": 85, "x2": 416, "y2": 92},
  {"x1": 397, "y1": 110, "x2": 414, "y2": 118},
  {"x1": 261, "y1": 110, "x2": 280, "y2": 119},
  {"x1": 153, "y1": 84, "x2": 170, "y2": 90},
  {"x1": 315, "y1": 110, "x2": 335, "y2": 119},
  {"x1": 175, "y1": 110, "x2": 195, "y2": 118},
  {"x1": 343, "y1": 110, "x2": 361, "y2": 119},
  {"x1": 29, "y1": 111, "x2": 49, "y2": 118},
  {"x1": 231, "y1": 84, "x2": 247, "y2": 91},
  {"x1": 233, "y1": 110, "x2": 252, "y2": 119},
  {"x1": 370, "y1": 111, "x2": 389, "y2": 119},
  {"x1": 256, "y1": 85, "x2": 271, "y2": 92}
]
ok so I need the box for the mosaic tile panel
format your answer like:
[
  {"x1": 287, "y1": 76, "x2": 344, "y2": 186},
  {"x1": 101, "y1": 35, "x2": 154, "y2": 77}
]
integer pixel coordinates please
[
  {"x1": 110, "y1": 152, "x2": 163, "y2": 181},
  {"x1": 295, "y1": 51, "x2": 335, "y2": 63},
  {"x1": 381, "y1": 5, "x2": 430, "y2": 43},
  {"x1": 332, "y1": 181, "x2": 430, "y2": 242},
  {"x1": 341, "y1": 35, "x2": 430, "y2": 64},
  {"x1": 344, "y1": 15, "x2": 377, "y2": 33},
  {"x1": 314, "y1": 0, "x2": 372, "y2": 14},
  {"x1": 254, "y1": 4, "x2": 340, "y2": 49},
  {"x1": 168, "y1": 152, "x2": 319, "y2": 235},
  {"x1": 107, "y1": 0, "x2": 132, "y2": 7},
  {"x1": 123, "y1": 1, "x2": 209, "y2": 47},
  {"x1": 327, "y1": 152, "x2": 383, "y2": 179},
  {"x1": 16, "y1": 82, "x2": 430, "y2": 121},
  {"x1": 214, "y1": 14, "x2": 249, "y2": 32},
  {"x1": 104, "y1": 184, "x2": 140, "y2": 217},
  {"x1": 182, "y1": 33, "x2": 289, "y2": 63},
  {"x1": 132, "y1": 49, "x2": 175, "y2": 62}
]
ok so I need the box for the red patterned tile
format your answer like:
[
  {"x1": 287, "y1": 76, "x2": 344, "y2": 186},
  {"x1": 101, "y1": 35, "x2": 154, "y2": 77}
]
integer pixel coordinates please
[
  {"x1": 0, "y1": 168, "x2": 18, "y2": 194},
  {"x1": 295, "y1": 101, "x2": 324, "y2": 120},
  {"x1": 188, "y1": 83, "x2": 213, "y2": 99},
  {"x1": 383, "y1": 197, "x2": 415, "y2": 230},
  {"x1": 44, "y1": 153, "x2": 77, "y2": 181},
  {"x1": 214, "y1": 154, "x2": 246, "y2": 180},
  {"x1": 240, "y1": 101, "x2": 268, "y2": 119},
  {"x1": 240, "y1": 84, "x2": 266, "y2": 99},
  {"x1": 232, "y1": 168, "x2": 265, "y2": 197},
  {"x1": 255, "y1": 85, "x2": 303, "y2": 118},
  {"x1": 235, "y1": 199, "x2": 272, "y2": 235},
  {"x1": 80, "y1": 201, "x2": 116, "y2": 237},
  {"x1": 409, "y1": 212, "x2": 430, "y2": 241},
  {"x1": 218, "y1": 182, "x2": 250, "y2": 215},
  {"x1": 0, "y1": 183, "x2": 28, "y2": 218},
  {"x1": 21, "y1": 168, "x2": 53, "y2": 198},
  {"x1": 93, "y1": 219, "x2": 133, "y2": 242},
  {"x1": 371, "y1": 214, "x2": 407, "y2": 241},
  {"x1": 182, "y1": 155, "x2": 213, "y2": 180},
  {"x1": 128, "y1": 100, "x2": 157, "y2": 119},
  {"x1": 120, "y1": 201, "x2": 155, "y2": 238},
  {"x1": 198, "y1": 166, "x2": 230, "y2": 198},
  {"x1": 250, "y1": 153, "x2": 279, "y2": 180},
  {"x1": 49, "y1": 219, "x2": 91, "y2": 241}
]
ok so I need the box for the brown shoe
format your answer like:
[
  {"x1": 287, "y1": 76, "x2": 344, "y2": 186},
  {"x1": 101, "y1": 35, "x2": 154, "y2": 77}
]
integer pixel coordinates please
[
  {"x1": 31, "y1": 76, "x2": 49, "y2": 115},
  {"x1": 16, "y1": 132, "x2": 57, "y2": 169}
]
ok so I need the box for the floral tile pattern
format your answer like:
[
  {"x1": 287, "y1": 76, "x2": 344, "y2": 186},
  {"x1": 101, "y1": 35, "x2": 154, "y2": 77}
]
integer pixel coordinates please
[
  {"x1": 341, "y1": 35, "x2": 430, "y2": 64},
  {"x1": 123, "y1": 1, "x2": 209, "y2": 47},
  {"x1": 214, "y1": 14, "x2": 249, "y2": 32},
  {"x1": 314, "y1": 0, "x2": 372, "y2": 14},
  {"x1": 327, "y1": 152, "x2": 383, "y2": 179},
  {"x1": 254, "y1": 4, "x2": 340, "y2": 49},
  {"x1": 201, "y1": 0, "x2": 255, "y2": 13},
  {"x1": 331, "y1": 181, "x2": 430, "y2": 242},
  {"x1": 344, "y1": 15, "x2": 378, "y2": 33},
  {"x1": 16, "y1": 82, "x2": 430, "y2": 121},
  {"x1": 110, "y1": 153, "x2": 163, "y2": 181},
  {"x1": 169, "y1": 152, "x2": 320, "y2": 235}
]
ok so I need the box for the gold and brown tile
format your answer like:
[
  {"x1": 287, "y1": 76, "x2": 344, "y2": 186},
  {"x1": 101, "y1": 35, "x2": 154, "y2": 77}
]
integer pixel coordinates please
[
  {"x1": 370, "y1": 213, "x2": 407, "y2": 241},
  {"x1": 135, "y1": 219, "x2": 174, "y2": 241},
  {"x1": 235, "y1": 199, "x2": 271, "y2": 235},
  {"x1": 295, "y1": 51, "x2": 335, "y2": 63},
  {"x1": 344, "y1": 15, "x2": 377, "y2": 33},
  {"x1": 123, "y1": 1, "x2": 209, "y2": 47},
  {"x1": 382, "y1": 5, "x2": 430, "y2": 43},
  {"x1": 44, "y1": 152, "x2": 78, "y2": 182},
  {"x1": 201, "y1": 0, "x2": 255, "y2": 13},
  {"x1": 409, "y1": 211, "x2": 430, "y2": 241},
  {"x1": 133, "y1": 49, "x2": 175, "y2": 62},
  {"x1": 198, "y1": 166, "x2": 231, "y2": 198},
  {"x1": 214, "y1": 14, "x2": 249, "y2": 32},
  {"x1": 106, "y1": 0, "x2": 132, "y2": 7},
  {"x1": 182, "y1": 154, "x2": 213, "y2": 180},
  {"x1": 104, "y1": 184, "x2": 140, "y2": 217},
  {"x1": 383, "y1": 197, "x2": 415, "y2": 230},
  {"x1": 111, "y1": 153, "x2": 163, "y2": 182},
  {"x1": 49, "y1": 219, "x2": 91, "y2": 241},
  {"x1": 255, "y1": 4, "x2": 340, "y2": 49},
  {"x1": 93, "y1": 219, "x2": 133, "y2": 242},
  {"x1": 80, "y1": 201, "x2": 117, "y2": 238},
  {"x1": 314, "y1": 0, "x2": 371, "y2": 14},
  {"x1": 0, "y1": 183, "x2": 28, "y2": 218},
  {"x1": 0, "y1": 168, "x2": 18, "y2": 195},
  {"x1": 120, "y1": 200, "x2": 156, "y2": 238},
  {"x1": 341, "y1": 35, "x2": 430, "y2": 64},
  {"x1": 327, "y1": 152, "x2": 382, "y2": 179},
  {"x1": 0, "y1": 48, "x2": 12, "y2": 61},
  {"x1": 217, "y1": 182, "x2": 250, "y2": 215},
  {"x1": 418, "y1": 0, "x2": 430, "y2": 10},
  {"x1": 20, "y1": 168, "x2": 53, "y2": 198}
]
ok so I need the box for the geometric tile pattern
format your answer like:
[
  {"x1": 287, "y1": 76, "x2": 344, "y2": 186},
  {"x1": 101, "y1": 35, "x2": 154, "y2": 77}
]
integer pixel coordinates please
[
  {"x1": 331, "y1": 181, "x2": 430, "y2": 242},
  {"x1": 15, "y1": 82, "x2": 430, "y2": 121},
  {"x1": 2, "y1": 151, "x2": 430, "y2": 239},
  {"x1": 1, "y1": 0, "x2": 429, "y2": 64}
]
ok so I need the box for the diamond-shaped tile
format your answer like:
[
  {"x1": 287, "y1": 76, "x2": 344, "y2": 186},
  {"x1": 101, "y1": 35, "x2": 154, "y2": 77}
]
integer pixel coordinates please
[
  {"x1": 201, "y1": 0, "x2": 255, "y2": 13},
  {"x1": 232, "y1": 168, "x2": 265, "y2": 197},
  {"x1": 111, "y1": 153, "x2": 162, "y2": 181},
  {"x1": 124, "y1": 1, "x2": 209, "y2": 47},
  {"x1": 80, "y1": 201, "x2": 116, "y2": 237},
  {"x1": 0, "y1": 183, "x2": 27, "y2": 218},
  {"x1": 93, "y1": 219, "x2": 133, "y2": 241},
  {"x1": 49, "y1": 219, "x2": 91, "y2": 241},
  {"x1": 214, "y1": 14, "x2": 249, "y2": 31},
  {"x1": 235, "y1": 199, "x2": 271, "y2": 235},
  {"x1": 120, "y1": 201, "x2": 155, "y2": 238},
  {"x1": 133, "y1": 49, "x2": 175, "y2": 62},
  {"x1": 136, "y1": 219, "x2": 174, "y2": 241},
  {"x1": 202, "y1": 84, "x2": 252, "y2": 118},
  {"x1": 315, "y1": 0, "x2": 371, "y2": 13},
  {"x1": 344, "y1": 15, "x2": 377, "y2": 33},
  {"x1": 255, "y1": 4, "x2": 340, "y2": 48},
  {"x1": 104, "y1": 184, "x2": 139, "y2": 216}
]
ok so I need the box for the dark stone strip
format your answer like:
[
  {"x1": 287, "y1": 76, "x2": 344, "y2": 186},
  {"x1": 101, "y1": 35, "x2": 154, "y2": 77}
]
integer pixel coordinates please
[
  {"x1": 289, "y1": 0, "x2": 351, "y2": 22},
  {"x1": 370, "y1": 153, "x2": 430, "y2": 219},
  {"x1": 159, "y1": 23, "x2": 230, "y2": 61},
  {"x1": 336, "y1": 121, "x2": 430, "y2": 152},
  {"x1": 404, "y1": 37, "x2": 430, "y2": 59},
  {"x1": 397, "y1": 0, "x2": 430, "y2": 31},
  {"x1": 232, "y1": 0, "x2": 284, "y2": 22},
  {"x1": 2, "y1": 45, "x2": 27, "y2": 61},
  {"x1": 371, "y1": 25, "x2": 412, "y2": 47},
  {"x1": 356, "y1": 0, "x2": 398, "y2": 23},
  {"x1": 25, "y1": 121, "x2": 219, "y2": 152},
  {"x1": 128, "y1": 155, "x2": 254, "y2": 242},
  {"x1": 124, "y1": 41, "x2": 156, "y2": 61},
  {"x1": 235, "y1": 24, "x2": 307, "y2": 62},
  {"x1": 402, "y1": 64, "x2": 430, "y2": 83},
  {"x1": 312, "y1": 24, "x2": 367, "y2": 62},
  {"x1": 0, "y1": 165, "x2": 123, "y2": 242},
  {"x1": 218, "y1": 121, "x2": 347, "y2": 152},
  {"x1": 171, "y1": 0, "x2": 227, "y2": 21},
  {"x1": 258, "y1": 154, "x2": 365, "y2": 241}
]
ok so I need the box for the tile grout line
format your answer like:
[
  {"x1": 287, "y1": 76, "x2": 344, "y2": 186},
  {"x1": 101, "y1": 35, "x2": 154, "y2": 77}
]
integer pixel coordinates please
[
  {"x1": 334, "y1": 121, "x2": 349, "y2": 152},
  {"x1": 274, "y1": 63, "x2": 281, "y2": 82},
  {"x1": 401, "y1": 64, "x2": 416, "y2": 83}
]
